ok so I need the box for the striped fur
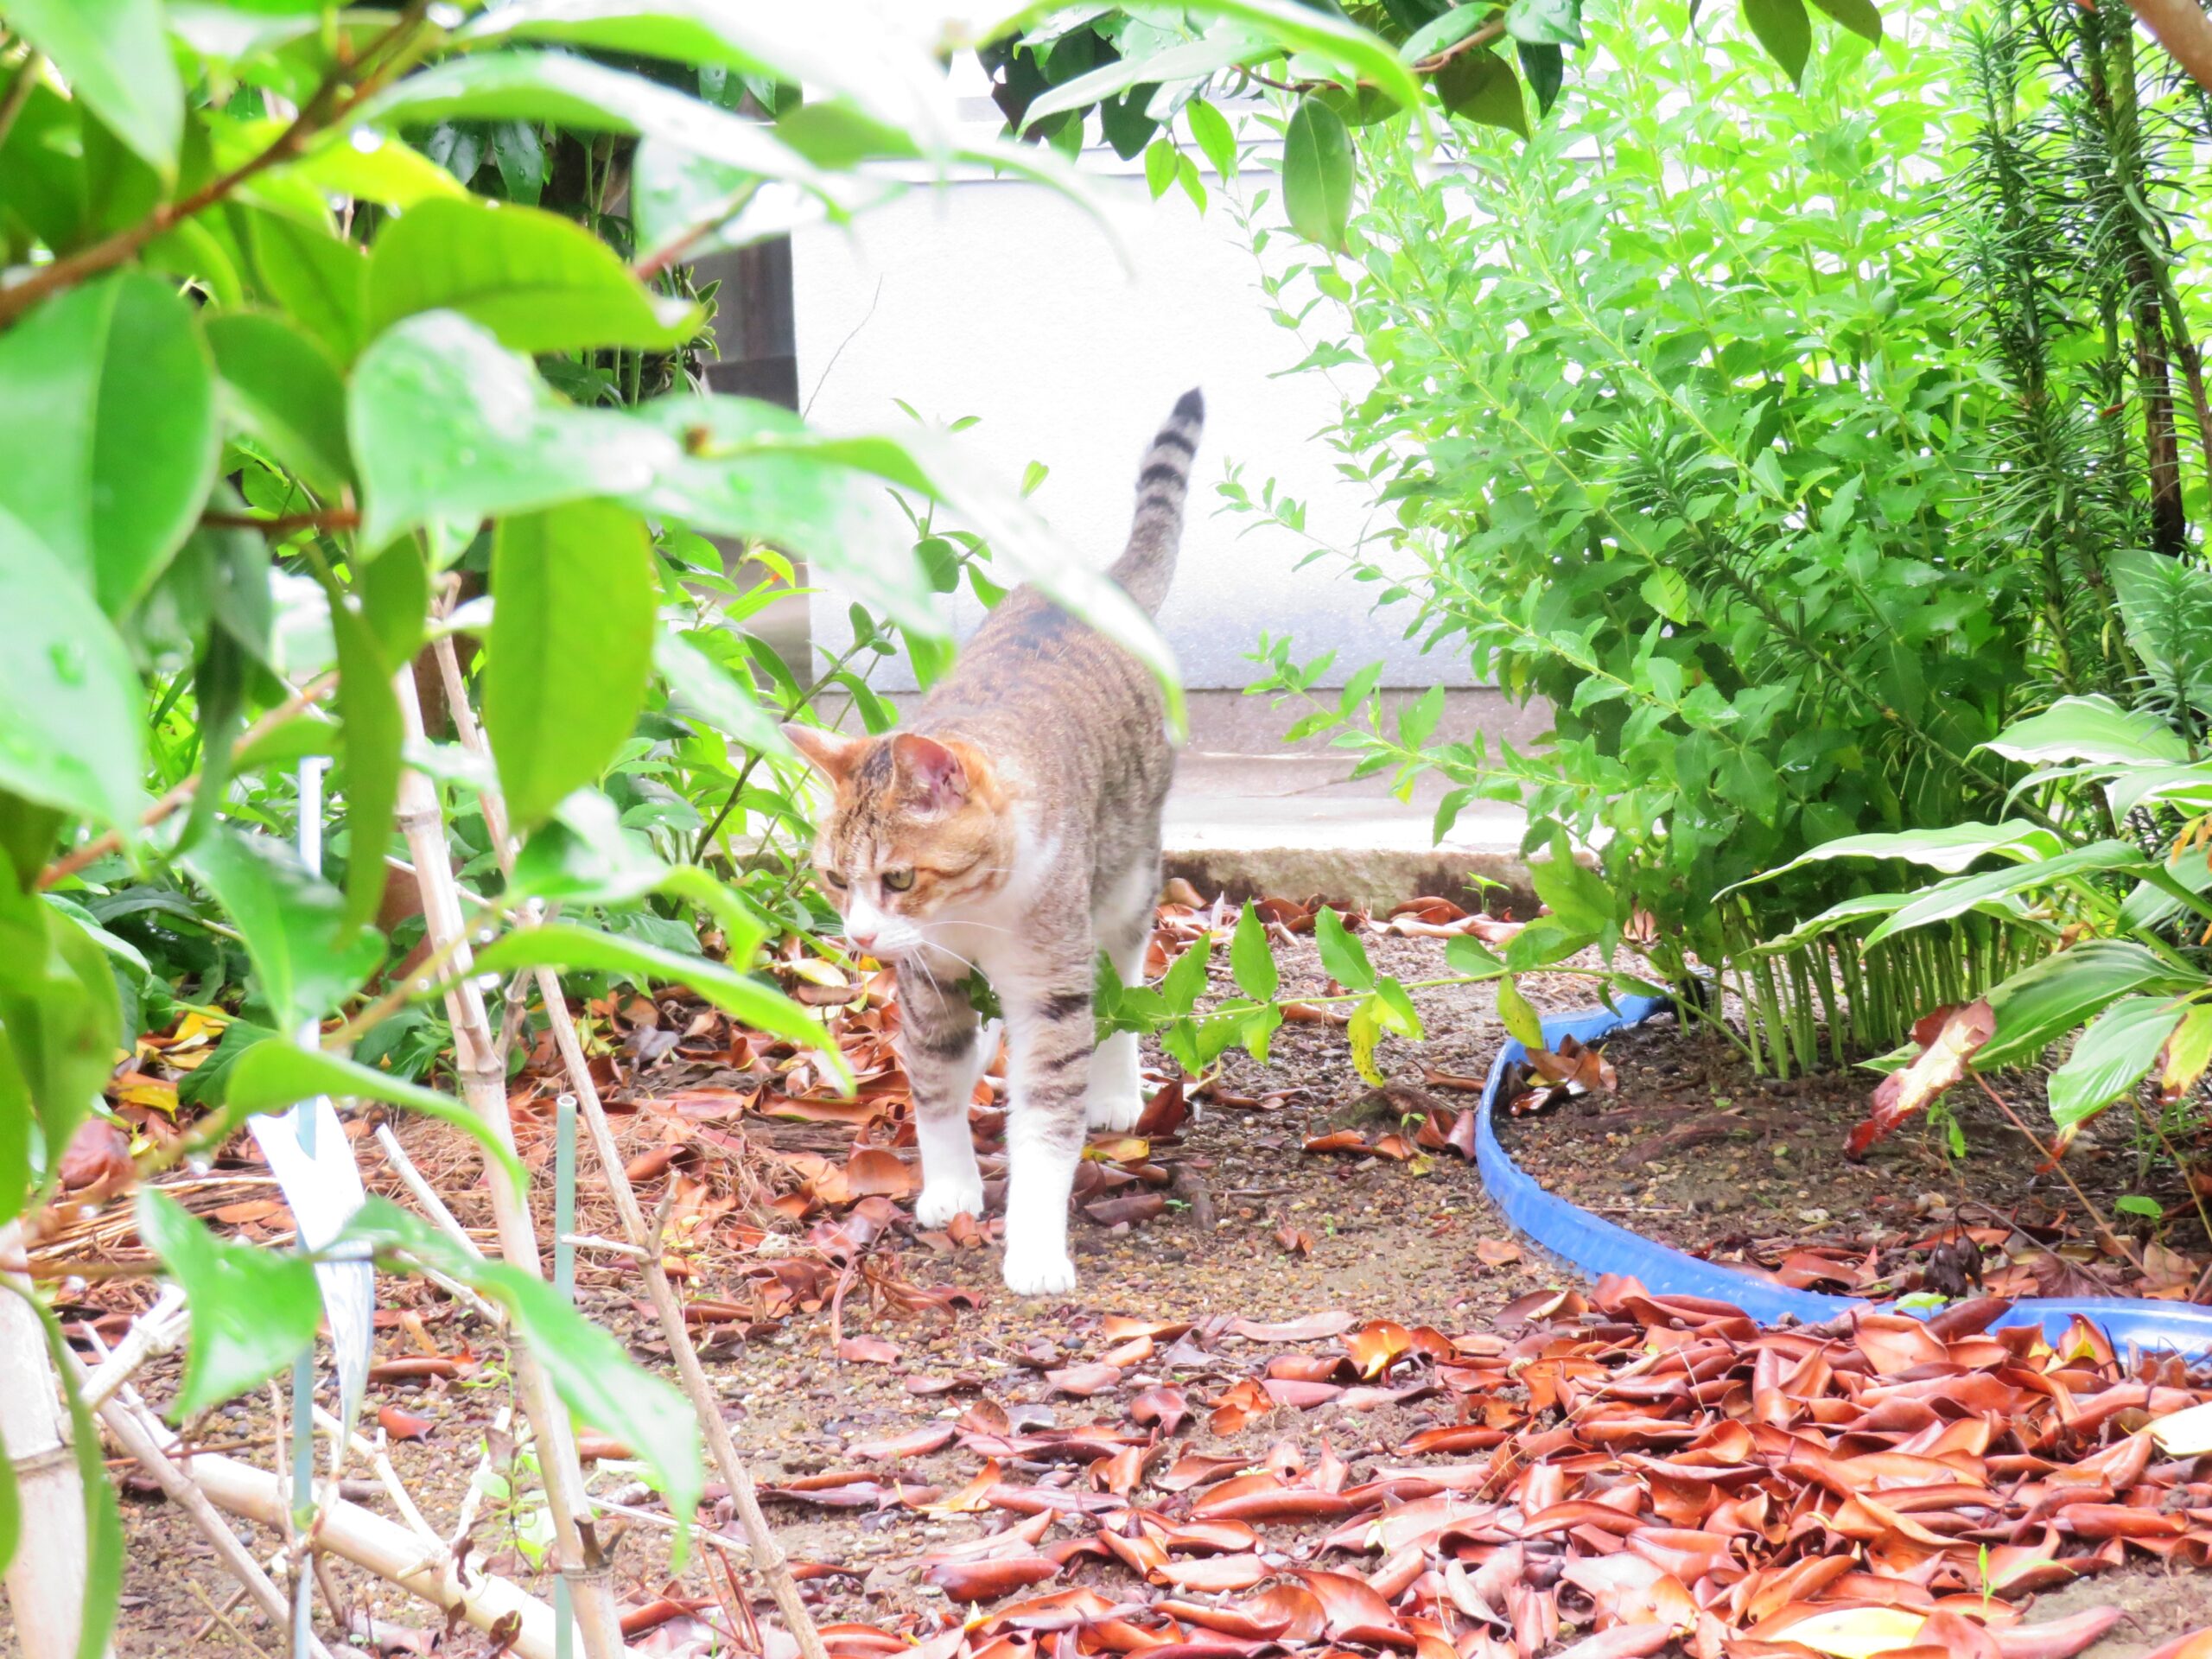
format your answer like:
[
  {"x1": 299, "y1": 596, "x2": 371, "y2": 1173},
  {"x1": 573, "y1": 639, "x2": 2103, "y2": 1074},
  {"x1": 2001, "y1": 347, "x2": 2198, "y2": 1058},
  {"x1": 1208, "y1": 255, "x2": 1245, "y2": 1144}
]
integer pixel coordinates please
[{"x1": 784, "y1": 390, "x2": 1204, "y2": 1295}]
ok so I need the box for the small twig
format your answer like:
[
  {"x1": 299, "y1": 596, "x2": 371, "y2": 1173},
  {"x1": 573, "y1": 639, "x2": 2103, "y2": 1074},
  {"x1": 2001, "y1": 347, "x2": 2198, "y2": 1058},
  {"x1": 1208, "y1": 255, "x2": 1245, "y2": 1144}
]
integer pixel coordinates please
[
  {"x1": 36, "y1": 672, "x2": 339, "y2": 889},
  {"x1": 202, "y1": 508, "x2": 362, "y2": 537},
  {"x1": 560, "y1": 1233, "x2": 651, "y2": 1261},
  {"x1": 1967, "y1": 1068, "x2": 2148, "y2": 1277},
  {"x1": 372, "y1": 1125, "x2": 487, "y2": 1262},
  {"x1": 78, "y1": 1284, "x2": 186, "y2": 1409},
  {"x1": 186, "y1": 1578, "x2": 279, "y2": 1659},
  {"x1": 1412, "y1": 18, "x2": 1507, "y2": 72}
]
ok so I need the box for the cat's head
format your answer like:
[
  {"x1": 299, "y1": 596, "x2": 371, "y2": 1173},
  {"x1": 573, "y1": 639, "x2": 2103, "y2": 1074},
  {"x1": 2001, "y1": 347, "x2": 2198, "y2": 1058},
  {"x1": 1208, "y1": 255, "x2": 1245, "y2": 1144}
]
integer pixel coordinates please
[{"x1": 783, "y1": 727, "x2": 1015, "y2": 957}]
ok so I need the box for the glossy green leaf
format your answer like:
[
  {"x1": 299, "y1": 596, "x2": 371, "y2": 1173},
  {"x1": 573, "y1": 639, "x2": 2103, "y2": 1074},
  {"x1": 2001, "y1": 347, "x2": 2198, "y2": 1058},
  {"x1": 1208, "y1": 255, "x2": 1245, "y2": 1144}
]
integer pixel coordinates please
[
  {"x1": 1980, "y1": 941, "x2": 2195, "y2": 1073},
  {"x1": 181, "y1": 829, "x2": 385, "y2": 1030},
  {"x1": 0, "y1": 893, "x2": 120, "y2": 1183},
  {"x1": 1434, "y1": 49, "x2": 1528, "y2": 137},
  {"x1": 1732, "y1": 821, "x2": 2065, "y2": 889},
  {"x1": 1861, "y1": 842, "x2": 2152, "y2": 948},
  {"x1": 484, "y1": 502, "x2": 657, "y2": 832},
  {"x1": 223, "y1": 1041, "x2": 528, "y2": 1195},
  {"x1": 655, "y1": 631, "x2": 792, "y2": 757},
  {"x1": 276, "y1": 130, "x2": 468, "y2": 208},
  {"x1": 1986, "y1": 695, "x2": 2191, "y2": 766},
  {"x1": 1402, "y1": 5, "x2": 1490, "y2": 61},
  {"x1": 2049, "y1": 996, "x2": 2186, "y2": 1128},
  {"x1": 137, "y1": 1188, "x2": 324, "y2": 1415},
  {"x1": 1446, "y1": 934, "x2": 1504, "y2": 978},
  {"x1": 203, "y1": 313, "x2": 352, "y2": 493},
  {"x1": 1020, "y1": 31, "x2": 1262, "y2": 130},
  {"x1": 349, "y1": 312, "x2": 677, "y2": 547},
  {"x1": 466, "y1": 922, "x2": 848, "y2": 1083},
  {"x1": 1372, "y1": 976, "x2": 1424, "y2": 1039},
  {"x1": 1533, "y1": 834, "x2": 1611, "y2": 936},
  {"x1": 1807, "y1": 0, "x2": 1882, "y2": 43},
  {"x1": 1504, "y1": 0, "x2": 1585, "y2": 47},
  {"x1": 367, "y1": 198, "x2": 703, "y2": 354},
  {"x1": 0, "y1": 1412, "x2": 16, "y2": 1579},
  {"x1": 1281, "y1": 95, "x2": 1354, "y2": 252},
  {"x1": 1162, "y1": 933, "x2": 1211, "y2": 1014},
  {"x1": 327, "y1": 582, "x2": 401, "y2": 936},
  {"x1": 1313, "y1": 904, "x2": 1375, "y2": 992},
  {"x1": 509, "y1": 791, "x2": 767, "y2": 959},
  {"x1": 0, "y1": 516, "x2": 143, "y2": 834},
  {"x1": 1185, "y1": 98, "x2": 1236, "y2": 180},
  {"x1": 1230, "y1": 901, "x2": 1278, "y2": 1001},
  {"x1": 0, "y1": 274, "x2": 216, "y2": 614},
  {"x1": 4, "y1": 0, "x2": 182, "y2": 174},
  {"x1": 1497, "y1": 974, "x2": 1544, "y2": 1048},
  {"x1": 357, "y1": 539, "x2": 429, "y2": 671},
  {"x1": 0, "y1": 1028, "x2": 28, "y2": 1227},
  {"x1": 1741, "y1": 0, "x2": 1812, "y2": 84},
  {"x1": 2109, "y1": 549, "x2": 2212, "y2": 723},
  {"x1": 245, "y1": 210, "x2": 369, "y2": 361},
  {"x1": 340, "y1": 1196, "x2": 702, "y2": 1535},
  {"x1": 1522, "y1": 39, "x2": 1567, "y2": 119}
]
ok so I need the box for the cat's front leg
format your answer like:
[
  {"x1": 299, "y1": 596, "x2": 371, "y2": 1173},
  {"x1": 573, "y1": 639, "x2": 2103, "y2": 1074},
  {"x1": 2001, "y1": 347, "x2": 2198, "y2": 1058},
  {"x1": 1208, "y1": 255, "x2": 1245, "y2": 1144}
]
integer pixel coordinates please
[
  {"x1": 896, "y1": 966, "x2": 986, "y2": 1230},
  {"x1": 1001, "y1": 976, "x2": 1093, "y2": 1296}
]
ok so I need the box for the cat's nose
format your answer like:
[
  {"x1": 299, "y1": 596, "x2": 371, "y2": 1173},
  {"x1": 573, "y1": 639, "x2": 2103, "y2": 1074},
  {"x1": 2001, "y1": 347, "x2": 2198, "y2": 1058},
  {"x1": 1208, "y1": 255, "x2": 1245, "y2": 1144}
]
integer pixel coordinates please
[{"x1": 849, "y1": 928, "x2": 878, "y2": 951}]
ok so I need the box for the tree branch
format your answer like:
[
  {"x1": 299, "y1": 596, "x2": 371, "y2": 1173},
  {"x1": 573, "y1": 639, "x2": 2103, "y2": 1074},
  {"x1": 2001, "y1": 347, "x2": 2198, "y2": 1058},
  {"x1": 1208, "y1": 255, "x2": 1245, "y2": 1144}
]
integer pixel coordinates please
[{"x1": 2129, "y1": 0, "x2": 2212, "y2": 94}]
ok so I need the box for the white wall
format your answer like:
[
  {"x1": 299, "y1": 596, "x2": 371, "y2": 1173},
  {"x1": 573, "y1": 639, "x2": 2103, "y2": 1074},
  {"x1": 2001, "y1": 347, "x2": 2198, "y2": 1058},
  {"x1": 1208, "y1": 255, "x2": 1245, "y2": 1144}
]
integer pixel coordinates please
[{"x1": 790, "y1": 137, "x2": 1472, "y2": 692}]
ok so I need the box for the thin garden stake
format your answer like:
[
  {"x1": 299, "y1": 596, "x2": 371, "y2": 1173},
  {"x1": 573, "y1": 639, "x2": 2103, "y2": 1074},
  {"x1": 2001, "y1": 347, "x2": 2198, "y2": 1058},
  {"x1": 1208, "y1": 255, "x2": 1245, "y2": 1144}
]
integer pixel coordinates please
[
  {"x1": 390, "y1": 668, "x2": 623, "y2": 1659},
  {"x1": 429, "y1": 632, "x2": 831, "y2": 1659},
  {"x1": 555, "y1": 1094, "x2": 576, "y2": 1659},
  {"x1": 291, "y1": 756, "x2": 325, "y2": 1659}
]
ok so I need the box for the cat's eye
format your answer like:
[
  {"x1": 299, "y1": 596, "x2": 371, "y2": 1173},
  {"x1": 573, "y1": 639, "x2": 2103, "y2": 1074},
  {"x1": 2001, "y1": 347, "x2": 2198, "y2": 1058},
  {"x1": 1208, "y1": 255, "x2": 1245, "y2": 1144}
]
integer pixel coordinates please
[
  {"x1": 823, "y1": 869, "x2": 848, "y2": 889},
  {"x1": 881, "y1": 868, "x2": 915, "y2": 893}
]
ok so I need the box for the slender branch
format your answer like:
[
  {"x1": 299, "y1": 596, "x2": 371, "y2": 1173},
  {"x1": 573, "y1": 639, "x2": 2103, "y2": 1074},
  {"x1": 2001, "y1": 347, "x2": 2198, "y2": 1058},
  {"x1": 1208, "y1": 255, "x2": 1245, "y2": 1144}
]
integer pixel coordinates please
[
  {"x1": 2128, "y1": 0, "x2": 2212, "y2": 94},
  {"x1": 0, "y1": 3, "x2": 432, "y2": 328},
  {"x1": 1967, "y1": 1067, "x2": 2147, "y2": 1277},
  {"x1": 1413, "y1": 19, "x2": 1507, "y2": 73},
  {"x1": 36, "y1": 671, "x2": 338, "y2": 890},
  {"x1": 0, "y1": 49, "x2": 42, "y2": 154},
  {"x1": 203, "y1": 508, "x2": 361, "y2": 537}
]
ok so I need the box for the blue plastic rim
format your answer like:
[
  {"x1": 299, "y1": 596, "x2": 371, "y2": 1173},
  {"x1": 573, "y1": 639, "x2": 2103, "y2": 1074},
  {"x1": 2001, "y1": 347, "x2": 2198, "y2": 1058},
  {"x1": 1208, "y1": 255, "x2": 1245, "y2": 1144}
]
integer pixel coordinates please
[{"x1": 1476, "y1": 995, "x2": 2212, "y2": 1358}]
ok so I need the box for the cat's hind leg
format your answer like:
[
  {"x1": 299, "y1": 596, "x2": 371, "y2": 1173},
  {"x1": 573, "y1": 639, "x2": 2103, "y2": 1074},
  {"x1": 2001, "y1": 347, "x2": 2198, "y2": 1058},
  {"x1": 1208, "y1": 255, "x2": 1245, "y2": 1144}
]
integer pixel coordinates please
[
  {"x1": 1086, "y1": 856, "x2": 1157, "y2": 1133},
  {"x1": 898, "y1": 964, "x2": 987, "y2": 1230}
]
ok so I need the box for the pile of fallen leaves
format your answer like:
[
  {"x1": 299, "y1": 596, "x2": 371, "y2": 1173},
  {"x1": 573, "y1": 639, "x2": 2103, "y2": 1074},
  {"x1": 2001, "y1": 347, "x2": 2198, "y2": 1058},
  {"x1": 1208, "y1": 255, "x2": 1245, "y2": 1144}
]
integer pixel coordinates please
[{"x1": 705, "y1": 1277, "x2": 2212, "y2": 1659}]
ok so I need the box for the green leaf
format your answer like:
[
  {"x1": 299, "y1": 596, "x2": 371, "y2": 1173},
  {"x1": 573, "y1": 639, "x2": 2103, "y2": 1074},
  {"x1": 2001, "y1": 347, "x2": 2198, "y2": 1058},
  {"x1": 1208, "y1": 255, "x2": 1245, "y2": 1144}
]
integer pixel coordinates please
[
  {"x1": 485, "y1": 502, "x2": 657, "y2": 833},
  {"x1": 1979, "y1": 941, "x2": 2195, "y2": 1073},
  {"x1": 0, "y1": 1411, "x2": 16, "y2": 1579},
  {"x1": 1446, "y1": 934, "x2": 1504, "y2": 978},
  {"x1": 0, "y1": 893, "x2": 121, "y2": 1185},
  {"x1": 1807, "y1": 0, "x2": 1882, "y2": 43},
  {"x1": 1741, "y1": 0, "x2": 1812, "y2": 83},
  {"x1": 353, "y1": 1198, "x2": 706, "y2": 1535},
  {"x1": 1143, "y1": 137, "x2": 1177, "y2": 200},
  {"x1": 465, "y1": 922, "x2": 849, "y2": 1084},
  {"x1": 203, "y1": 313, "x2": 353, "y2": 495},
  {"x1": 1397, "y1": 684, "x2": 1446, "y2": 751},
  {"x1": 1281, "y1": 95, "x2": 1354, "y2": 252},
  {"x1": 2109, "y1": 549, "x2": 2212, "y2": 723},
  {"x1": 1372, "y1": 976, "x2": 1424, "y2": 1039},
  {"x1": 2117, "y1": 1194, "x2": 2164, "y2": 1219},
  {"x1": 510, "y1": 791, "x2": 766, "y2": 959},
  {"x1": 0, "y1": 1027, "x2": 29, "y2": 1228},
  {"x1": 1043, "y1": 0, "x2": 1425, "y2": 111},
  {"x1": 1021, "y1": 32, "x2": 1263, "y2": 130},
  {"x1": 1533, "y1": 833, "x2": 1612, "y2": 936},
  {"x1": 1162, "y1": 934, "x2": 1211, "y2": 1015},
  {"x1": 181, "y1": 829, "x2": 386, "y2": 1031},
  {"x1": 2049, "y1": 997, "x2": 2187, "y2": 1128},
  {"x1": 349, "y1": 312, "x2": 677, "y2": 548},
  {"x1": 656, "y1": 632, "x2": 791, "y2": 758},
  {"x1": 273, "y1": 130, "x2": 467, "y2": 209},
  {"x1": 357, "y1": 52, "x2": 831, "y2": 199},
  {"x1": 357, "y1": 539, "x2": 429, "y2": 671},
  {"x1": 328, "y1": 582, "x2": 402, "y2": 936},
  {"x1": 137, "y1": 1188, "x2": 324, "y2": 1415},
  {"x1": 1640, "y1": 567, "x2": 1690, "y2": 623},
  {"x1": 1433, "y1": 49, "x2": 1528, "y2": 137},
  {"x1": 224, "y1": 1041, "x2": 529, "y2": 1195},
  {"x1": 367, "y1": 198, "x2": 703, "y2": 355},
  {"x1": 1402, "y1": 4, "x2": 1491, "y2": 60},
  {"x1": 245, "y1": 210, "x2": 369, "y2": 362},
  {"x1": 1230, "y1": 902, "x2": 1279, "y2": 1001},
  {"x1": 1504, "y1": 0, "x2": 1585, "y2": 47},
  {"x1": 3, "y1": 0, "x2": 181, "y2": 175},
  {"x1": 1862, "y1": 842, "x2": 2152, "y2": 949},
  {"x1": 626, "y1": 395, "x2": 938, "y2": 635},
  {"x1": 1732, "y1": 821, "x2": 2066, "y2": 889},
  {"x1": 1241, "y1": 1001, "x2": 1282, "y2": 1065},
  {"x1": 1985, "y1": 694, "x2": 2191, "y2": 766},
  {"x1": 1497, "y1": 973, "x2": 1544, "y2": 1048},
  {"x1": 0, "y1": 516, "x2": 143, "y2": 834},
  {"x1": 0, "y1": 273, "x2": 217, "y2": 614},
  {"x1": 1313, "y1": 905, "x2": 1375, "y2": 992},
  {"x1": 1185, "y1": 98, "x2": 1236, "y2": 180}
]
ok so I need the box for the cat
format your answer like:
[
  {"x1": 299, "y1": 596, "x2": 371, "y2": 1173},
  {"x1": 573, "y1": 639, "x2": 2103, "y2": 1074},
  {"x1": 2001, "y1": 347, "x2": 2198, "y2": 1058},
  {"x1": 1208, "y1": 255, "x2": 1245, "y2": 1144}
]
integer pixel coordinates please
[{"x1": 784, "y1": 389, "x2": 1203, "y2": 1295}]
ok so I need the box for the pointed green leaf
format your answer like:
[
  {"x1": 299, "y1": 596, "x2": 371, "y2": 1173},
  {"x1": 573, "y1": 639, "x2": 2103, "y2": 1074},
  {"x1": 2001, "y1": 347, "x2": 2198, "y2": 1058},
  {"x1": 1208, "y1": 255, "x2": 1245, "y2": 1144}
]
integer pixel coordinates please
[
  {"x1": 137, "y1": 1188, "x2": 324, "y2": 1415},
  {"x1": 1230, "y1": 901, "x2": 1279, "y2": 1002},
  {"x1": 3, "y1": 0, "x2": 181, "y2": 174},
  {"x1": 1281, "y1": 95, "x2": 1354, "y2": 251},
  {"x1": 1313, "y1": 904, "x2": 1375, "y2": 992},
  {"x1": 1741, "y1": 0, "x2": 1812, "y2": 82},
  {"x1": 182, "y1": 829, "x2": 386, "y2": 1030},
  {"x1": 1979, "y1": 941, "x2": 2195, "y2": 1073},
  {"x1": 367, "y1": 198, "x2": 703, "y2": 354},
  {"x1": 0, "y1": 893, "x2": 120, "y2": 1185},
  {"x1": 1497, "y1": 973, "x2": 1544, "y2": 1048},
  {"x1": 1162, "y1": 934, "x2": 1211, "y2": 1014},
  {"x1": 245, "y1": 209, "x2": 369, "y2": 362},
  {"x1": 484, "y1": 502, "x2": 657, "y2": 832},
  {"x1": 656, "y1": 631, "x2": 792, "y2": 758},
  {"x1": 1185, "y1": 98, "x2": 1236, "y2": 180},
  {"x1": 204, "y1": 313, "x2": 353, "y2": 494},
  {"x1": 329, "y1": 583, "x2": 402, "y2": 935},
  {"x1": 1434, "y1": 49, "x2": 1528, "y2": 137},
  {"x1": 0, "y1": 274, "x2": 217, "y2": 613},
  {"x1": 2049, "y1": 996, "x2": 2187, "y2": 1129},
  {"x1": 1446, "y1": 934, "x2": 1504, "y2": 978},
  {"x1": 1807, "y1": 0, "x2": 1881, "y2": 43}
]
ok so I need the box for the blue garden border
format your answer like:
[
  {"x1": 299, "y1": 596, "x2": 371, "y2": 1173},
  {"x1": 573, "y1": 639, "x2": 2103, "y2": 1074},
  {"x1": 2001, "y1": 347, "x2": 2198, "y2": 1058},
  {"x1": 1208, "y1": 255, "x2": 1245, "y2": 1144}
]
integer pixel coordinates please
[{"x1": 1476, "y1": 995, "x2": 2212, "y2": 1358}]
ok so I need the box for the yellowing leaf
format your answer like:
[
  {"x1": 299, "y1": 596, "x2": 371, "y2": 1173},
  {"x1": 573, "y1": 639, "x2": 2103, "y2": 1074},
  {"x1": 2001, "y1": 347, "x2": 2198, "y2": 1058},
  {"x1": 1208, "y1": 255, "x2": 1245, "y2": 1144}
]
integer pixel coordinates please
[
  {"x1": 1774, "y1": 1607, "x2": 1925, "y2": 1659},
  {"x1": 2150, "y1": 1400, "x2": 2212, "y2": 1457}
]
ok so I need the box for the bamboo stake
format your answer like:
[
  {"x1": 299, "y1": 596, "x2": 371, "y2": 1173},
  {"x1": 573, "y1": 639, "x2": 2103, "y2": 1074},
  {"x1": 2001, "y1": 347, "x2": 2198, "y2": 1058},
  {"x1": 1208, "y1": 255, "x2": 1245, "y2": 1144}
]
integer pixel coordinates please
[
  {"x1": 429, "y1": 635, "x2": 831, "y2": 1659},
  {"x1": 0, "y1": 1220, "x2": 102, "y2": 1659},
  {"x1": 390, "y1": 667, "x2": 624, "y2": 1659}
]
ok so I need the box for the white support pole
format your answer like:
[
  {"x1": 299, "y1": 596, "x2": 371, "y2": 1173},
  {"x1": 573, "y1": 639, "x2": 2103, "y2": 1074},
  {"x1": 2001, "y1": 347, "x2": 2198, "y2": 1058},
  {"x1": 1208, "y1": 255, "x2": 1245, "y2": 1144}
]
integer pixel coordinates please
[{"x1": 1, "y1": 1220, "x2": 102, "y2": 1659}]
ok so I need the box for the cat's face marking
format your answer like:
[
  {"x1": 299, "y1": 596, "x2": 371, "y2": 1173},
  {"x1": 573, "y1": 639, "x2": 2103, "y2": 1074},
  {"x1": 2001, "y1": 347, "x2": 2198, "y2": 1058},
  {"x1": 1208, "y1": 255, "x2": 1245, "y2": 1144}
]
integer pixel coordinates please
[{"x1": 784, "y1": 728, "x2": 1015, "y2": 959}]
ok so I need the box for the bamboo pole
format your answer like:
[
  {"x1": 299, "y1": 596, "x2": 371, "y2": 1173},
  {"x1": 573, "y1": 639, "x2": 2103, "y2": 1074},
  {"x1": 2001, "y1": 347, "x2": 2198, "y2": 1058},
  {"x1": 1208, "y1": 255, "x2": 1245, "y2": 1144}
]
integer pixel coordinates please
[
  {"x1": 429, "y1": 636, "x2": 830, "y2": 1659},
  {"x1": 390, "y1": 668, "x2": 625, "y2": 1659},
  {"x1": 0, "y1": 1220, "x2": 103, "y2": 1659}
]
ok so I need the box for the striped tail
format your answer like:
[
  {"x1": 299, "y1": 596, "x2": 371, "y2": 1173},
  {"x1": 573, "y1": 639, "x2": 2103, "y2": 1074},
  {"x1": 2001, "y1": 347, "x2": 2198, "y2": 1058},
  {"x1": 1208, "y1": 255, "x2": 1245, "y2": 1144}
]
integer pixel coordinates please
[{"x1": 1109, "y1": 387, "x2": 1204, "y2": 616}]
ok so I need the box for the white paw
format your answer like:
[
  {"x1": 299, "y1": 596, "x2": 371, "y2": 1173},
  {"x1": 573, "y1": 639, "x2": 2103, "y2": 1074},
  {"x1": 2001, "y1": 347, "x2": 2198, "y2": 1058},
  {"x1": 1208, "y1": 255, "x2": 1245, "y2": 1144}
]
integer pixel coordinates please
[
  {"x1": 913, "y1": 1179, "x2": 985, "y2": 1230},
  {"x1": 1001, "y1": 1248, "x2": 1078, "y2": 1297},
  {"x1": 1085, "y1": 1089, "x2": 1145, "y2": 1132}
]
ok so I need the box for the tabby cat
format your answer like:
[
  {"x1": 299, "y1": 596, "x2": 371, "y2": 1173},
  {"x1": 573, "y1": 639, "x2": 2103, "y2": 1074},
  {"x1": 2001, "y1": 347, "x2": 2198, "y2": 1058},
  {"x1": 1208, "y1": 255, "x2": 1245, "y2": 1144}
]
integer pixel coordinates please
[{"x1": 785, "y1": 390, "x2": 1203, "y2": 1295}]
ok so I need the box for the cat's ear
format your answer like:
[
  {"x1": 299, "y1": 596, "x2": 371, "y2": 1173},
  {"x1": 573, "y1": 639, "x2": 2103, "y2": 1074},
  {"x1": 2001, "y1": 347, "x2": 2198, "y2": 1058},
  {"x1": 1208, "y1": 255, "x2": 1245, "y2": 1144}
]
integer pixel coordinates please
[
  {"x1": 892, "y1": 733, "x2": 969, "y2": 813},
  {"x1": 783, "y1": 724, "x2": 863, "y2": 784}
]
